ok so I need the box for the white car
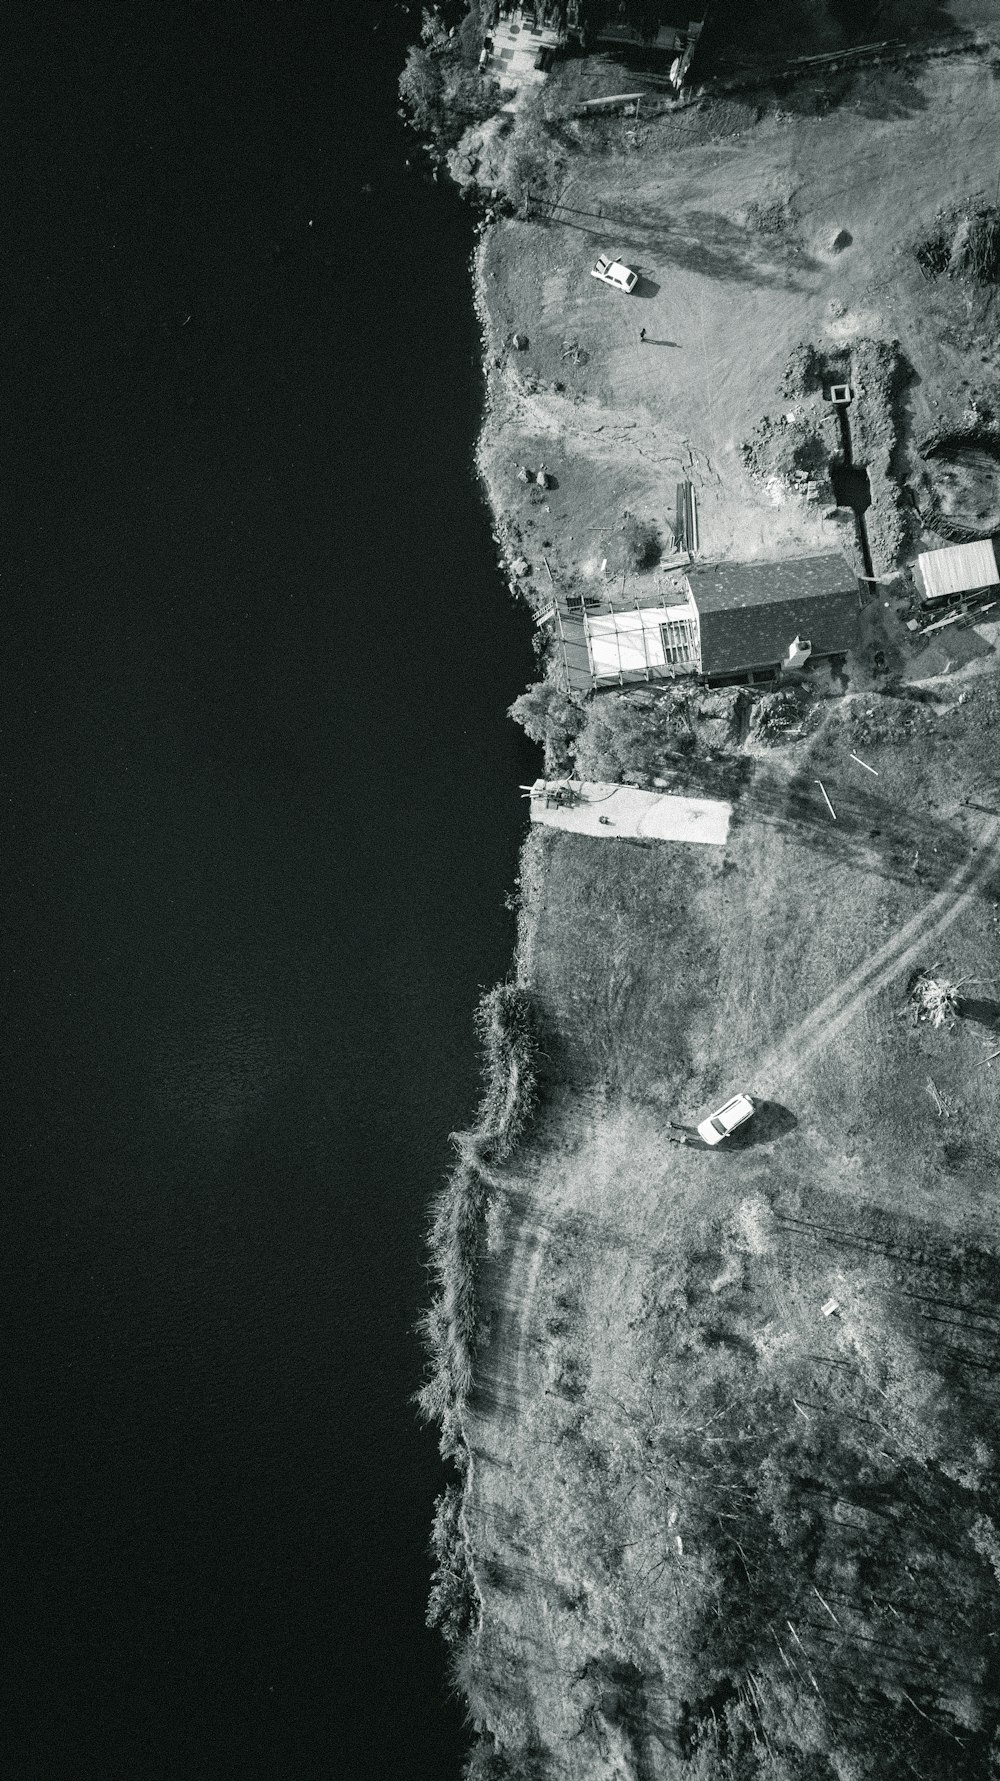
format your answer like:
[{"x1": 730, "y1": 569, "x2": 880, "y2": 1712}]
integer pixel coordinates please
[
  {"x1": 697, "y1": 1094, "x2": 756, "y2": 1146},
  {"x1": 591, "y1": 254, "x2": 638, "y2": 294}
]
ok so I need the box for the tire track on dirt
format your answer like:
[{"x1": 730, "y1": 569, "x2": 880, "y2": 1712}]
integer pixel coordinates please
[{"x1": 755, "y1": 815, "x2": 1000, "y2": 1096}]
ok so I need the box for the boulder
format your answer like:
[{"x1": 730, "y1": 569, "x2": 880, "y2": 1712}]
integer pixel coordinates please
[
  {"x1": 511, "y1": 332, "x2": 529, "y2": 351},
  {"x1": 830, "y1": 228, "x2": 852, "y2": 253},
  {"x1": 517, "y1": 464, "x2": 532, "y2": 483},
  {"x1": 511, "y1": 557, "x2": 531, "y2": 578}
]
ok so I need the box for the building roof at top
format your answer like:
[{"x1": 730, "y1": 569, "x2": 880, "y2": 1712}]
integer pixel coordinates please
[
  {"x1": 684, "y1": 555, "x2": 860, "y2": 675},
  {"x1": 914, "y1": 539, "x2": 999, "y2": 602}
]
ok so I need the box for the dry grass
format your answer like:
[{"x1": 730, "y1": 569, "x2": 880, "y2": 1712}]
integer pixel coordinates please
[{"x1": 456, "y1": 670, "x2": 1000, "y2": 1778}]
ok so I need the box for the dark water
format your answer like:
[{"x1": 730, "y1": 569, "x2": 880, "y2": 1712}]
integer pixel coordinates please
[{"x1": 0, "y1": 7, "x2": 536, "y2": 1777}]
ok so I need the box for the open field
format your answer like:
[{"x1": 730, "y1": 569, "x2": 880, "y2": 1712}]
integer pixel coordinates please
[
  {"x1": 453, "y1": 674, "x2": 1000, "y2": 1779},
  {"x1": 477, "y1": 47, "x2": 1000, "y2": 594}
]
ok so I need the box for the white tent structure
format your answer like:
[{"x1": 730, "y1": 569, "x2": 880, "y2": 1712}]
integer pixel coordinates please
[
  {"x1": 583, "y1": 596, "x2": 700, "y2": 686},
  {"x1": 913, "y1": 539, "x2": 1000, "y2": 604}
]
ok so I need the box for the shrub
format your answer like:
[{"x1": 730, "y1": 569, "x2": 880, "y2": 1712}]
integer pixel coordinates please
[
  {"x1": 620, "y1": 514, "x2": 661, "y2": 570},
  {"x1": 474, "y1": 983, "x2": 540, "y2": 1159},
  {"x1": 398, "y1": 8, "x2": 502, "y2": 149},
  {"x1": 399, "y1": 43, "x2": 447, "y2": 133},
  {"x1": 416, "y1": 986, "x2": 539, "y2": 1423},
  {"x1": 909, "y1": 970, "x2": 960, "y2": 1028},
  {"x1": 427, "y1": 1485, "x2": 478, "y2": 1643},
  {"x1": 572, "y1": 689, "x2": 695, "y2": 781},
  {"x1": 499, "y1": 91, "x2": 565, "y2": 212},
  {"x1": 508, "y1": 679, "x2": 584, "y2": 751},
  {"x1": 463, "y1": 1736, "x2": 547, "y2": 1781}
]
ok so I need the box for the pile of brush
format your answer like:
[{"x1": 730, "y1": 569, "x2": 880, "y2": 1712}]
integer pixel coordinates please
[
  {"x1": 909, "y1": 969, "x2": 961, "y2": 1028},
  {"x1": 915, "y1": 203, "x2": 1000, "y2": 284}
]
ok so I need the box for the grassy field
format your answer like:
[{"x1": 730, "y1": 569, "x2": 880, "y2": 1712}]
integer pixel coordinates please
[{"x1": 449, "y1": 670, "x2": 1000, "y2": 1780}]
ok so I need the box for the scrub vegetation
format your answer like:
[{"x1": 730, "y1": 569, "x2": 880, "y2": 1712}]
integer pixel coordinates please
[{"x1": 418, "y1": 983, "x2": 541, "y2": 1436}]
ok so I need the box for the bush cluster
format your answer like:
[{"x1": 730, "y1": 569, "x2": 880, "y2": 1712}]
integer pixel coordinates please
[
  {"x1": 916, "y1": 202, "x2": 1000, "y2": 284},
  {"x1": 426, "y1": 1485, "x2": 478, "y2": 1644},
  {"x1": 398, "y1": 4, "x2": 500, "y2": 150},
  {"x1": 572, "y1": 687, "x2": 696, "y2": 781}
]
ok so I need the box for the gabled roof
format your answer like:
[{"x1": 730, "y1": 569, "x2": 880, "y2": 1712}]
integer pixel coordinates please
[
  {"x1": 685, "y1": 555, "x2": 860, "y2": 675},
  {"x1": 913, "y1": 539, "x2": 999, "y2": 602}
]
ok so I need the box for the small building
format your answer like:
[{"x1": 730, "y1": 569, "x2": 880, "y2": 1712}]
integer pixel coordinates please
[
  {"x1": 912, "y1": 538, "x2": 1000, "y2": 606},
  {"x1": 553, "y1": 553, "x2": 860, "y2": 693},
  {"x1": 685, "y1": 555, "x2": 861, "y2": 687}
]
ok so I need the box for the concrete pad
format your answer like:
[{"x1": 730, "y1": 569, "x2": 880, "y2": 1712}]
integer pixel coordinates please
[{"x1": 529, "y1": 781, "x2": 731, "y2": 845}]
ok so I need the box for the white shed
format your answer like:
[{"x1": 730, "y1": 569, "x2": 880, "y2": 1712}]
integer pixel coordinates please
[{"x1": 913, "y1": 538, "x2": 1000, "y2": 604}]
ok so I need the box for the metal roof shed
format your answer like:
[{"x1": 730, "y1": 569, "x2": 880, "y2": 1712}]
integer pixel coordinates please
[
  {"x1": 913, "y1": 539, "x2": 1000, "y2": 604},
  {"x1": 685, "y1": 555, "x2": 861, "y2": 681}
]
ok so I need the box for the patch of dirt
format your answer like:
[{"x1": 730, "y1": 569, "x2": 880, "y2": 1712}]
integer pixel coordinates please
[{"x1": 477, "y1": 52, "x2": 1000, "y2": 578}]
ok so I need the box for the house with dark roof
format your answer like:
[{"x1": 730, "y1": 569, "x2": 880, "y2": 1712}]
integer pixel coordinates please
[
  {"x1": 683, "y1": 554, "x2": 861, "y2": 687},
  {"x1": 551, "y1": 554, "x2": 861, "y2": 694}
]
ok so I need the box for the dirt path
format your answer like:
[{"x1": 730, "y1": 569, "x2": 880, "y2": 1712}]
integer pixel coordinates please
[{"x1": 755, "y1": 814, "x2": 1000, "y2": 1096}]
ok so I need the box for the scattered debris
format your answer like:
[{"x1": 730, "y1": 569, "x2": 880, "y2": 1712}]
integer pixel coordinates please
[
  {"x1": 916, "y1": 200, "x2": 1000, "y2": 285},
  {"x1": 925, "y1": 1076, "x2": 949, "y2": 1117},
  {"x1": 560, "y1": 337, "x2": 588, "y2": 365},
  {"x1": 751, "y1": 690, "x2": 802, "y2": 742}
]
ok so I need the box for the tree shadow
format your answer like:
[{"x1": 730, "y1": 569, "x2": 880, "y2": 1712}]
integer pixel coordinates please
[
  {"x1": 701, "y1": 0, "x2": 958, "y2": 85},
  {"x1": 649, "y1": 207, "x2": 823, "y2": 290},
  {"x1": 540, "y1": 198, "x2": 822, "y2": 289},
  {"x1": 959, "y1": 996, "x2": 1000, "y2": 1030},
  {"x1": 738, "y1": 767, "x2": 988, "y2": 898},
  {"x1": 768, "y1": 65, "x2": 930, "y2": 124}
]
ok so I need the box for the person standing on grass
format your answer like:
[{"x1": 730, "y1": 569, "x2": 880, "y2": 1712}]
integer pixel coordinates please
[{"x1": 639, "y1": 327, "x2": 646, "y2": 341}]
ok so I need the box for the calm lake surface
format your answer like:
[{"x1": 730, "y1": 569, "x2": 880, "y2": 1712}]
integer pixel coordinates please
[{"x1": 0, "y1": 7, "x2": 536, "y2": 1776}]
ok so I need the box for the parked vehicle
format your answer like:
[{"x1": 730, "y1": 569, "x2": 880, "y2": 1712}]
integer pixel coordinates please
[
  {"x1": 697, "y1": 1093, "x2": 756, "y2": 1146},
  {"x1": 591, "y1": 254, "x2": 638, "y2": 293}
]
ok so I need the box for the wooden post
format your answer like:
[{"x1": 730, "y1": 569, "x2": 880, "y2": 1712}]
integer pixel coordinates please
[{"x1": 814, "y1": 780, "x2": 837, "y2": 821}]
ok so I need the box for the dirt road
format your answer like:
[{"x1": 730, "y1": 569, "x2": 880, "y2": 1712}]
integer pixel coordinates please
[{"x1": 754, "y1": 814, "x2": 1000, "y2": 1096}]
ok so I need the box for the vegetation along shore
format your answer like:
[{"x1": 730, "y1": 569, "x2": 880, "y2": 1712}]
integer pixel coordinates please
[{"x1": 403, "y1": 3, "x2": 1000, "y2": 1776}]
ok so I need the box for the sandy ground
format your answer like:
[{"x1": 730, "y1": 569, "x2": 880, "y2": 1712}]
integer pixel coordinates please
[{"x1": 477, "y1": 50, "x2": 1000, "y2": 594}]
